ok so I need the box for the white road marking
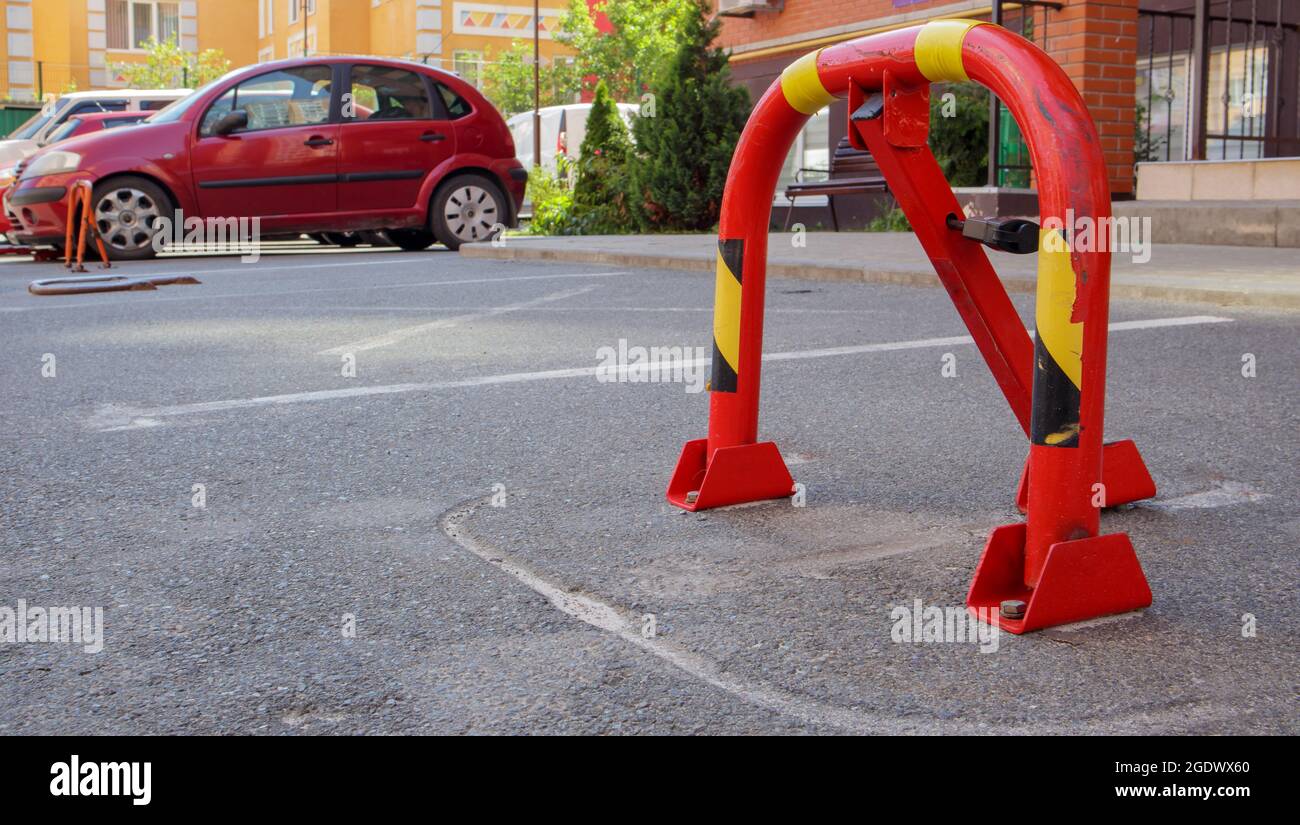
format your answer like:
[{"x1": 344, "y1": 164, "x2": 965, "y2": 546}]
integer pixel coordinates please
[
  {"x1": 1144, "y1": 481, "x2": 1271, "y2": 511},
  {"x1": 317, "y1": 285, "x2": 600, "y2": 355},
  {"x1": 1106, "y1": 315, "x2": 1234, "y2": 331},
  {"x1": 439, "y1": 500, "x2": 884, "y2": 734},
  {"x1": 293, "y1": 306, "x2": 877, "y2": 314},
  {"x1": 1, "y1": 270, "x2": 629, "y2": 312},
  {"x1": 439, "y1": 499, "x2": 1239, "y2": 734},
  {"x1": 84, "y1": 315, "x2": 1233, "y2": 431},
  {"x1": 131, "y1": 253, "x2": 435, "y2": 276}
]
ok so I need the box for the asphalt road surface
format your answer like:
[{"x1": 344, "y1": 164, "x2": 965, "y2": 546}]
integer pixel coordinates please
[{"x1": 1, "y1": 242, "x2": 1295, "y2": 734}]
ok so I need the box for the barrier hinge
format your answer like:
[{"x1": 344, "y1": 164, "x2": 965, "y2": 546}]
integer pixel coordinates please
[{"x1": 946, "y1": 214, "x2": 1039, "y2": 255}]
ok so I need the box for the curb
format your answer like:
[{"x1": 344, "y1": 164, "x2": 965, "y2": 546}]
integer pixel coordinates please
[{"x1": 461, "y1": 243, "x2": 1300, "y2": 310}]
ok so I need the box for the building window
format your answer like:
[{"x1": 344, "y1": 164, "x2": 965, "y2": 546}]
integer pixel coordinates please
[
  {"x1": 107, "y1": 1, "x2": 182, "y2": 51},
  {"x1": 286, "y1": 28, "x2": 318, "y2": 58},
  {"x1": 453, "y1": 50, "x2": 484, "y2": 88},
  {"x1": 1136, "y1": 44, "x2": 1269, "y2": 162},
  {"x1": 288, "y1": 0, "x2": 315, "y2": 24}
]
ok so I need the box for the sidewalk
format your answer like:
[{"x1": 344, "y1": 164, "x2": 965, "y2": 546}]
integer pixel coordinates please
[{"x1": 462, "y1": 232, "x2": 1300, "y2": 309}]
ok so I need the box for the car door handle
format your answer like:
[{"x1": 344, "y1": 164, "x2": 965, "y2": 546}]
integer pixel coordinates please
[
  {"x1": 420, "y1": 133, "x2": 447, "y2": 143},
  {"x1": 304, "y1": 136, "x2": 334, "y2": 147}
]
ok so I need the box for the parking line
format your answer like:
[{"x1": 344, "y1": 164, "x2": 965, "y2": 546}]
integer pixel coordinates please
[
  {"x1": 306, "y1": 306, "x2": 877, "y2": 314},
  {"x1": 85, "y1": 315, "x2": 1233, "y2": 431},
  {"x1": 1, "y1": 271, "x2": 630, "y2": 312},
  {"x1": 1142, "y1": 481, "x2": 1271, "y2": 510},
  {"x1": 317, "y1": 285, "x2": 601, "y2": 355},
  {"x1": 127, "y1": 253, "x2": 437, "y2": 277}
]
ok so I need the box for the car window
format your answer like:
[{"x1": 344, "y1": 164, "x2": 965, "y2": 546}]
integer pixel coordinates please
[
  {"x1": 9, "y1": 111, "x2": 53, "y2": 140},
  {"x1": 104, "y1": 117, "x2": 144, "y2": 129},
  {"x1": 347, "y1": 65, "x2": 434, "y2": 121},
  {"x1": 200, "y1": 65, "x2": 333, "y2": 136},
  {"x1": 9, "y1": 97, "x2": 72, "y2": 139},
  {"x1": 69, "y1": 100, "x2": 128, "y2": 115},
  {"x1": 44, "y1": 118, "x2": 84, "y2": 144},
  {"x1": 437, "y1": 84, "x2": 472, "y2": 120},
  {"x1": 139, "y1": 99, "x2": 175, "y2": 111}
]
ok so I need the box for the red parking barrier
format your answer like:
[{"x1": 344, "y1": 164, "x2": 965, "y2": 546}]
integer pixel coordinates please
[
  {"x1": 28, "y1": 274, "x2": 200, "y2": 295},
  {"x1": 64, "y1": 180, "x2": 112, "y2": 273},
  {"x1": 667, "y1": 20, "x2": 1155, "y2": 632}
]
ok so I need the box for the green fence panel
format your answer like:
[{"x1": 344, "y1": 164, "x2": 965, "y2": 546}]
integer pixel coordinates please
[{"x1": 0, "y1": 103, "x2": 42, "y2": 139}]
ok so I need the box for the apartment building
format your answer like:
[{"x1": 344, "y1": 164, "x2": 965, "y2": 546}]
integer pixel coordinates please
[
  {"x1": 254, "y1": 0, "x2": 572, "y2": 88},
  {"x1": 2, "y1": 0, "x2": 572, "y2": 100},
  {"x1": 715, "y1": 0, "x2": 1299, "y2": 204}
]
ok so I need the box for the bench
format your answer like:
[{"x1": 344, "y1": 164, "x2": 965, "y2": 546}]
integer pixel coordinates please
[{"x1": 782, "y1": 137, "x2": 889, "y2": 231}]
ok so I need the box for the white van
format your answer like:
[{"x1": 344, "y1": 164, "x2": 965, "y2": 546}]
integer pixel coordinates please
[
  {"x1": 0, "y1": 88, "x2": 191, "y2": 167},
  {"x1": 508, "y1": 102, "x2": 639, "y2": 172}
]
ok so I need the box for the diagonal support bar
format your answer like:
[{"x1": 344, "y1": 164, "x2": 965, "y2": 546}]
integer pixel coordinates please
[{"x1": 851, "y1": 80, "x2": 1034, "y2": 434}]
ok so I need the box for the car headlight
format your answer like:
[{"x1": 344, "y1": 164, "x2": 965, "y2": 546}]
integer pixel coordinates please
[
  {"x1": 0, "y1": 166, "x2": 15, "y2": 189},
  {"x1": 21, "y1": 151, "x2": 82, "y2": 179}
]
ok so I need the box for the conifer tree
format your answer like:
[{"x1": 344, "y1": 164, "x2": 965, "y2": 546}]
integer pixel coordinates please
[{"x1": 626, "y1": 0, "x2": 750, "y2": 232}]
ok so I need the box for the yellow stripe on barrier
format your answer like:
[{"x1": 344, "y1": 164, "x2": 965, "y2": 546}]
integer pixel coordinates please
[
  {"x1": 1035, "y1": 227, "x2": 1083, "y2": 391},
  {"x1": 713, "y1": 248, "x2": 742, "y2": 375},
  {"x1": 780, "y1": 50, "x2": 833, "y2": 115},
  {"x1": 914, "y1": 19, "x2": 986, "y2": 83}
]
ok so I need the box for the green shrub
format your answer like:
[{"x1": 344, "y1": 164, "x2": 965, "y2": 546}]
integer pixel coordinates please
[
  {"x1": 929, "y1": 82, "x2": 989, "y2": 187},
  {"x1": 625, "y1": 0, "x2": 749, "y2": 232},
  {"x1": 866, "y1": 206, "x2": 911, "y2": 232},
  {"x1": 571, "y1": 80, "x2": 636, "y2": 234},
  {"x1": 526, "y1": 158, "x2": 577, "y2": 235}
]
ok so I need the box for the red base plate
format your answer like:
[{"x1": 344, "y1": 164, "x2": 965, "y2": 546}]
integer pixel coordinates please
[
  {"x1": 1015, "y1": 439, "x2": 1156, "y2": 513},
  {"x1": 966, "y1": 523, "x2": 1152, "y2": 633},
  {"x1": 666, "y1": 438, "x2": 795, "y2": 511}
]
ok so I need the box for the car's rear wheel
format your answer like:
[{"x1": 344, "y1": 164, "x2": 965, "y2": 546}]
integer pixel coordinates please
[
  {"x1": 387, "y1": 228, "x2": 437, "y2": 251},
  {"x1": 92, "y1": 175, "x2": 172, "y2": 261},
  {"x1": 432, "y1": 174, "x2": 506, "y2": 251}
]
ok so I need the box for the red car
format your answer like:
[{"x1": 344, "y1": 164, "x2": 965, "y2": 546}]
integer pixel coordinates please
[
  {"x1": 1, "y1": 113, "x2": 147, "y2": 241},
  {"x1": 41, "y1": 110, "x2": 151, "y2": 144},
  {"x1": 5, "y1": 57, "x2": 527, "y2": 259}
]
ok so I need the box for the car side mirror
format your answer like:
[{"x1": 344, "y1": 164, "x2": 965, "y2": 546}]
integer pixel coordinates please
[{"x1": 212, "y1": 109, "x2": 248, "y2": 136}]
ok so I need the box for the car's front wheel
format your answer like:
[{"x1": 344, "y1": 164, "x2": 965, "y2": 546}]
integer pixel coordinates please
[
  {"x1": 431, "y1": 174, "x2": 506, "y2": 251},
  {"x1": 92, "y1": 175, "x2": 172, "y2": 261}
]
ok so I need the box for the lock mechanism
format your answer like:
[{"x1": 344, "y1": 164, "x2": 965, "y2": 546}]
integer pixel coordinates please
[{"x1": 946, "y1": 214, "x2": 1040, "y2": 255}]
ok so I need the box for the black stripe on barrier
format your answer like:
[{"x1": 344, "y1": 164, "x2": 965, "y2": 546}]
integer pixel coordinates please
[
  {"x1": 711, "y1": 339, "x2": 737, "y2": 393},
  {"x1": 711, "y1": 238, "x2": 743, "y2": 394},
  {"x1": 720, "y1": 238, "x2": 743, "y2": 286},
  {"x1": 1029, "y1": 334, "x2": 1081, "y2": 447}
]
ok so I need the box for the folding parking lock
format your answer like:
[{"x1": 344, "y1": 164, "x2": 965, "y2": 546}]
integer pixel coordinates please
[
  {"x1": 64, "y1": 180, "x2": 112, "y2": 273},
  {"x1": 666, "y1": 20, "x2": 1157, "y2": 632}
]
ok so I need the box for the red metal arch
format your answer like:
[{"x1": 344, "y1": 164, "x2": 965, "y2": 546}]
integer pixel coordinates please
[{"x1": 666, "y1": 21, "x2": 1155, "y2": 633}]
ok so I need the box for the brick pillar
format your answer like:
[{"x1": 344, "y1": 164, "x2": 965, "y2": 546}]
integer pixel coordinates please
[{"x1": 1043, "y1": 0, "x2": 1140, "y2": 197}]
